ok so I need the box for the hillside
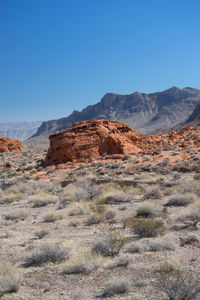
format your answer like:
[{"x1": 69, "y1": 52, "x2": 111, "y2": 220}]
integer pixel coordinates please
[
  {"x1": 183, "y1": 102, "x2": 200, "y2": 126},
  {"x1": 30, "y1": 87, "x2": 200, "y2": 143}
]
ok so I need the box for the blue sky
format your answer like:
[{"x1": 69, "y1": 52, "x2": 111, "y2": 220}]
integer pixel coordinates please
[{"x1": 0, "y1": 0, "x2": 200, "y2": 122}]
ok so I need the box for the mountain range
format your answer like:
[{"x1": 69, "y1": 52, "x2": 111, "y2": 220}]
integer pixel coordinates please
[
  {"x1": 30, "y1": 87, "x2": 200, "y2": 142},
  {"x1": 0, "y1": 121, "x2": 42, "y2": 141},
  {"x1": 1, "y1": 87, "x2": 200, "y2": 143}
]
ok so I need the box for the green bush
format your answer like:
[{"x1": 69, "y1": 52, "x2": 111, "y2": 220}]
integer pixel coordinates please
[
  {"x1": 128, "y1": 217, "x2": 167, "y2": 238},
  {"x1": 194, "y1": 174, "x2": 200, "y2": 181}
]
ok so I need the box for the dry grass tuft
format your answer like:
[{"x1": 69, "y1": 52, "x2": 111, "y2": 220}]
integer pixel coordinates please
[
  {"x1": 4, "y1": 208, "x2": 30, "y2": 221},
  {"x1": 29, "y1": 193, "x2": 58, "y2": 207},
  {"x1": 43, "y1": 210, "x2": 63, "y2": 222},
  {"x1": 101, "y1": 277, "x2": 132, "y2": 297},
  {"x1": 22, "y1": 243, "x2": 69, "y2": 267},
  {"x1": 0, "y1": 261, "x2": 23, "y2": 297},
  {"x1": 61, "y1": 252, "x2": 104, "y2": 275}
]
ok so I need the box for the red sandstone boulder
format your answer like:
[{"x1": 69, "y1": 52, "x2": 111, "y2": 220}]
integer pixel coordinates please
[
  {"x1": 44, "y1": 121, "x2": 200, "y2": 166},
  {"x1": 44, "y1": 120, "x2": 143, "y2": 166},
  {"x1": 0, "y1": 136, "x2": 23, "y2": 153}
]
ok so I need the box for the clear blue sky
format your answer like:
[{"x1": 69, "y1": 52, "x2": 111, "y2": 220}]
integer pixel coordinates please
[{"x1": 0, "y1": 0, "x2": 200, "y2": 122}]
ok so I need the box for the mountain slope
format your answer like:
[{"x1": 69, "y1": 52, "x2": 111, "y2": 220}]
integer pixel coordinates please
[
  {"x1": 30, "y1": 87, "x2": 200, "y2": 141},
  {"x1": 183, "y1": 102, "x2": 200, "y2": 126},
  {"x1": 0, "y1": 121, "x2": 42, "y2": 141}
]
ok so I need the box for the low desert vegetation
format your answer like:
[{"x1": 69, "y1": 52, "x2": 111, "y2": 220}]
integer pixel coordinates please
[
  {"x1": 127, "y1": 216, "x2": 167, "y2": 238},
  {"x1": 135, "y1": 202, "x2": 163, "y2": 218},
  {"x1": 61, "y1": 251, "x2": 104, "y2": 275},
  {"x1": 180, "y1": 233, "x2": 200, "y2": 246},
  {"x1": 103, "y1": 191, "x2": 132, "y2": 204},
  {"x1": 101, "y1": 277, "x2": 132, "y2": 297},
  {"x1": 176, "y1": 209, "x2": 200, "y2": 230},
  {"x1": 194, "y1": 174, "x2": 200, "y2": 180},
  {"x1": 126, "y1": 234, "x2": 179, "y2": 253},
  {"x1": 42, "y1": 210, "x2": 63, "y2": 222},
  {"x1": 92, "y1": 226, "x2": 126, "y2": 257},
  {"x1": 0, "y1": 261, "x2": 23, "y2": 297},
  {"x1": 155, "y1": 259, "x2": 200, "y2": 300},
  {"x1": 29, "y1": 193, "x2": 58, "y2": 207},
  {"x1": 165, "y1": 193, "x2": 196, "y2": 207},
  {"x1": 144, "y1": 187, "x2": 162, "y2": 199},
  {"x1": 105, "y1": 253, "x2": 132, "y2": 269},
  {"x1": 22, "y1": 243, "x2": 69, "y2": 267},
  {"x1": 1, "y1": 147, "x2": 200, "y2": 299},
  {"x1": 4, "y1": 208, "x2": 30, "y2": 221},
  {"x1": 67, "y1": 202, "x2": 88, "y2": 216},
  {"x1": 34, "y1": 229, "x2": 49, "y2": 239}
]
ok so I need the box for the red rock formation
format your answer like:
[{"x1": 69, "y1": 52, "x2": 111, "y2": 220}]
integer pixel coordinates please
[
  {"x1": 44, "y1": 120, "x2": 143, "y2": 166},
  {"x1": 0, "y1": 136, "x2": 23, "y2": 153},
  {"x1": 44, "y1": 121, "x2": 200, "y2": 166}
]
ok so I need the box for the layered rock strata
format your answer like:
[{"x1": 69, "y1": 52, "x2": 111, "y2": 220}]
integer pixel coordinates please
[
  {"x1": 45, "y1": 120, "x2": 143, "y2": 166},
  {"x1": 0, "y1": 136, "x2": 23, "y2": 153}
]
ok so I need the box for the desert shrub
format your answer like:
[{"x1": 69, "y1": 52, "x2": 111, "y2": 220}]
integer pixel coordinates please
[
  {"x1": 1, "y1": 197, "x2": 14, "y2": 204},
  {"x1": 126, "y1": 234, "x2": 178, "y2": 253},
  {"x1": 105, "y1": 254, "x2": 132, "y2": 269},
  {"x1": 176, "y1": 209, "x2": 200, "y2": 230},
  {"x1": 185, "y1": 132, "x2": 199, "y2": 140},
  {"x1": 61, "y1": 252, "x2": 103, "y2": 275},
  {"x1": 34, "y1": 230, "x2": 49, "y2": 239},
  {"x1": 68, "y1": 220, "x2": 79, "y2": 227},
  {"x1": 43, "y1": 210, "x2": 63, "y2": 222},
  {"x1": 59, "y1": 194, "x2": 75, "y2": 208},
  {"x1": 104, "y1": 191, "x2": 132, "y2": 204},
  {"x1": 155, "y1": 260, "x2": 200, "y2": 300},
  {"x1": 0, "y1": 261, "x2": 23, "y2": 297},
  {"x1": 85, "y1": 215, "x2": 96, "y2": 226},
  {"x1": 105, "y1": 228, "x2": 125, "y2": 256},
  {"x1": 73, "y1": 179, "x2": 103, "y2": 201},
  {"x1": 89, "y1": 196, "x2": 107, "y2": 224},
  {"x1": 105, "y1": 209, "x2": 116, "y2": 224},
  {"x1": 102, "y1": 277, "x2": 131, "y2": 297},
  {"x1": 92, "y1": 227, "x2": 125, "y2": 257},
  {"x1": 128, "y1": 217, "x2": 167, "y2": 238},
  {"x1": 67, "y1": 203, "x2": 87, "y2": 216},
  {"x1": 29, "y1": 193, "x2": 58, "y2": 207},
  {"x1": 135, "y1": 203, "x2": 162, "y2": 218},
  {"x1": 92, "y1": 240, "x2": 110, "y2": 257},
  {"x1": 123, "y1": 155, "x2": 131, "y2": 161},
  {"x1": 4, "y1": 209, "x2": 29, "y2": 221},
  {"x1": 22, "y1": 243, "x2": 69, "y2": 267},
  {"x1": 0, "y1": 192, "x2": 19, "y2": 204},
  {"x1": 176, "y1": 180, "x2": 200, "y2": 197},
  {"x1": 16, "y1": 180, "x2": 54, "y2": 195},
  {"x1": 194, "y1": 174, "x2": 200, "y2": 181},
  {"x1": 165, "y1": 193, "x2": 196, "y2": 207},
  {"x1": 180, "y1": 233, "x2": 200, "y2": 246},
  {"x1": 173, "y1": 173, "x2": 181, "y2": 180},
  {"x1": 144, "y1": 187, "x2": 162, "y2": 199}
]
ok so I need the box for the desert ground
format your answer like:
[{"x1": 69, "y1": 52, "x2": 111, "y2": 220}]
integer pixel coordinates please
[{"x1": 0, "y1": 139, "x2": 200, "y2": 300}]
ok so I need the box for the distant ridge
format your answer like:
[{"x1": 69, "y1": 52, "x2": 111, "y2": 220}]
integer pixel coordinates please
[
  {"x1": 29, "y1": 87, "x2": 200, "y2": 142},
  {"x1": 0, "y1": 121, "x2": 42, "y2": 141}
]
